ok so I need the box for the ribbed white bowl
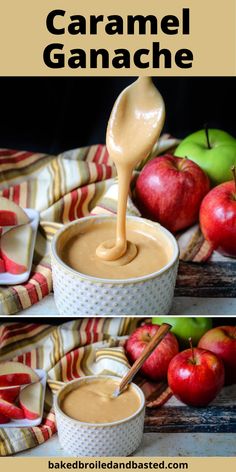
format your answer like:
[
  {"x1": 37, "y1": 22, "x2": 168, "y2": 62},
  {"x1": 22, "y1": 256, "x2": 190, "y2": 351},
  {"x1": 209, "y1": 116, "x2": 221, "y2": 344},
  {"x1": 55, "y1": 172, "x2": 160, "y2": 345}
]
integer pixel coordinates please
[
  {"x1": 54, "y1": 376, "x2": 145, "y2": 457},
  {"x1": 51, "y1": 215, "x2": 179, "y2": 316}
]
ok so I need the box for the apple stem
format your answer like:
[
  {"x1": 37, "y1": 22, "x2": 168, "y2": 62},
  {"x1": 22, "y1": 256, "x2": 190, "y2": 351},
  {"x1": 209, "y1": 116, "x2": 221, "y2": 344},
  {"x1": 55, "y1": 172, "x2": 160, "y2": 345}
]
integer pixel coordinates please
[
  {"x1": 189, "y1": 337, "x2": 195, "y2": 364},
  {"x1": 204, "y1": 124, "x2": 211, "y2": 149},
  {"x1": 231, "y1": 166, "x2": 236, "y2": 193},
  {"x1": 178, "y1": 156, "x2": 188, "y2": 171}
]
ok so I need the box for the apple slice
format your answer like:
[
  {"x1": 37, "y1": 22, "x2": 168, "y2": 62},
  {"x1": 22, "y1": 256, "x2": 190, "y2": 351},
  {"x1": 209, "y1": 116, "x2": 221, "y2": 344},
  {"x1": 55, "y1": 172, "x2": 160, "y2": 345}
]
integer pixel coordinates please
[
  {"x1": 19, "y1": 382, "x2": 43, "y2": 420},
  {"x1": 0, "y1": 413, "x2": 10, "y2": 424},
  {"x1": 1, "y1": 224, "x2": 32, "y2": 274},
  {"x1": 0, "y1": 197, "x2": 29, "y2": 226},
  {"x1": 0, "y1": 398, "x2": 25, "y2": 419},
  {"x1": 0, "y1": 361, "x2": 39, "y2": 387},
  {"x1": 0, "y1": 386, "x2": 20, "y2": 403},
  {"x1": 0, "y1": 373, "x2": 31, "y2": 387},
  {"x1": 0, "y1": 257, "x2": 5, "y2": 273}
]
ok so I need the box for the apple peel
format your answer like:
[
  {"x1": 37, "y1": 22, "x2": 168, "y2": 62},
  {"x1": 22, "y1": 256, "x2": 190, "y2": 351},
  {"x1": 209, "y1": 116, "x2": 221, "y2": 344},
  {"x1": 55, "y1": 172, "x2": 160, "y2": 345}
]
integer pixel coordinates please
[
  {"x1": 0, "y1": 197, "x2": 29, "y2": 226},
  {"x1": 0, "y1": 398, "x2": 25, "y2": 420},
  {"x1": 0, "y1": 386, "x2": 20, "y2": 403},
  {"x1": 0, "y1": 361, "x2": 39, "y2": 387},
  {"x1": 0, "y1": 413, "x2": 10, "y2": 424},
  {"x1": 1, "y1": 224, "x2": 33, "y2": 274},
  {"x1": 0, "y1": 258, "x2": 6, "y2": 273}
]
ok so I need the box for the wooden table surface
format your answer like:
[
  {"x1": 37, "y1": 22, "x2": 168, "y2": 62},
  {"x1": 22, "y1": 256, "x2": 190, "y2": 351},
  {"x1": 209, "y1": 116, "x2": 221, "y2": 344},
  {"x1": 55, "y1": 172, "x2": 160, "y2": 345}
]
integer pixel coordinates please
[
  {"x1": 16, "y1": 432, "x2": 236, "y2": 457},
  {"x1": 145, "y1": 385, "x2": 236, "y2": 433},
  {"x1": 8, "y1": 256, "x2": 236, "y2": 457},
  {"x1": 9, "y1": 255, "x2": 236, "y2": 317},
  {"x1": 176, "y1": 260, "x2": 236, "y2": 298},
  {"x1": 16, "y1": 385, "x2": 236, "y2": 457},
  {"x1": 9, "y1": 354, "x2": 236, "y2": 458}
]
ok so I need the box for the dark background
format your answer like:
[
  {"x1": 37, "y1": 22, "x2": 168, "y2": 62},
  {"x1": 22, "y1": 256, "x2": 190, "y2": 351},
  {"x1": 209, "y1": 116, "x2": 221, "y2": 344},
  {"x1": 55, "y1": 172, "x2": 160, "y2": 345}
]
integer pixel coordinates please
[
  {"x1": 0, "y1": 77, "x2": 235, "y2": 155},
  {"x1": 0, "y1": 317, "x2": 235, "y2": 326}
]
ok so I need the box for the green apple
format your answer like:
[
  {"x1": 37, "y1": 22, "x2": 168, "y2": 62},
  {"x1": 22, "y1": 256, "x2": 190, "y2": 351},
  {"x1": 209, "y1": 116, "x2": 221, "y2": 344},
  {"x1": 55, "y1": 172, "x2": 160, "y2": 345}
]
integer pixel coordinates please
[
  {"x1": 175, "y1": 129, "x2": 236, "y2": 186},
  {"x1": 152, "y1": 317, "x2": 212, "y2": 347}
]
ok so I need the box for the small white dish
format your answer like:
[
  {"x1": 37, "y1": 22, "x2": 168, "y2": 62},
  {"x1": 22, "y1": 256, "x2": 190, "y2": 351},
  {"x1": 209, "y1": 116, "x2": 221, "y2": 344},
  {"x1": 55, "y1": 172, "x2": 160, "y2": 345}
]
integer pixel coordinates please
[
  {"x1": 51, "y1": 215, "x2": 179, "y2": 316},
  {"x1": 0, "y1": 208, "x2": 40, "y2": 286},
  {"x1": 0, "y1": 368, "x2": 47, "y2": 428},
  {"x1": 54, "y1": 375, "x2": 145, "y2": 457}
]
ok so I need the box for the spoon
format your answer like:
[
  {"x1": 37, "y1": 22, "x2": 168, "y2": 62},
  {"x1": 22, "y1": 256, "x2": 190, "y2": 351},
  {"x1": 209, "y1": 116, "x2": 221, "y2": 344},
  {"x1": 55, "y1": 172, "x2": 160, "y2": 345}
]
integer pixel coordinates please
[
  {"x1": 96, "y1": 77, "x2": 165, "y2": 262},
  {"x1": 113, "y1": 323, "x2": 171, "y2": 397}
]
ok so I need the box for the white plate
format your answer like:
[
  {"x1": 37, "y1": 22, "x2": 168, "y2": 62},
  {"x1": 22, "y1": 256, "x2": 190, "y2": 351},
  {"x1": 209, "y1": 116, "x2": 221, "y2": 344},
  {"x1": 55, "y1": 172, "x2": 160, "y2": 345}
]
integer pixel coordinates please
[
  {"x1": 0, "y1": 369, "x2": 47, "y2": 428},
  {"x1": 0, "y1": 208, "x2": 40, "y2": 285}
]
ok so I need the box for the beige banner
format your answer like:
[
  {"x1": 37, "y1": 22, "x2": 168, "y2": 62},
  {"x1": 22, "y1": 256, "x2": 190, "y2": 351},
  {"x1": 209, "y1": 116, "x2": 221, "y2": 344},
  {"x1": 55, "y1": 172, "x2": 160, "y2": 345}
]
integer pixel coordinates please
[
  {"x1": 0, "y1": 457, "x2": 236, "y2": 471},
  {"x1": 0, "y1": 0, "x2": 235, "y2": 76}
]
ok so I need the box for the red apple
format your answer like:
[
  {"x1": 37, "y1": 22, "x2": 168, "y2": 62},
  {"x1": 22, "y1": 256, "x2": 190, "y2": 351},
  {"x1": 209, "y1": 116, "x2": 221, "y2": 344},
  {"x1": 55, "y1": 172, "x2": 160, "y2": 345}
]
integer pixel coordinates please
[
  {"x1": 0, "y1": 398, "x2": 25, "y2": 420},
  {"x1": 0, "y1": 386, "x2": 20, "y2": 403},
  {"x1": 125, "y1": 324, "x2": 179, "y2": 381},
  {"x1": 0, "y1": 413, "x2": 10, "y2": 424},
  {"x1": 135, "y1": 154, "x2": 210, "y2": 233},
  {"x1": 198, "y1": 326, "x2": 236, "y2": 385},
  {"x1": 200, "y1": 176, "x2": 236, "y2": 257},
  {"x1": 0, "y1": 361, "x2": 39, "y2": 387},
  {"x1": 168, "y1": 347, "x2": 225, "y2": 407},
  {"x1": 19, "y1": 382, "x2": 43, "y2": 420}
]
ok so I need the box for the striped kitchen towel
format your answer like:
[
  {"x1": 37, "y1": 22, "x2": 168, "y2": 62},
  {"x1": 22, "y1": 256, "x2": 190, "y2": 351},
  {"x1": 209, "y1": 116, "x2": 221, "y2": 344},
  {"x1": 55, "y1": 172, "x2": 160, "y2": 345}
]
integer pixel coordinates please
[
  {"x1": 0, "y1": 318, "x2": 171, "y2": 456},
  {"x1": 0, "y1": 136, "x2": 213, "y2": 315}
]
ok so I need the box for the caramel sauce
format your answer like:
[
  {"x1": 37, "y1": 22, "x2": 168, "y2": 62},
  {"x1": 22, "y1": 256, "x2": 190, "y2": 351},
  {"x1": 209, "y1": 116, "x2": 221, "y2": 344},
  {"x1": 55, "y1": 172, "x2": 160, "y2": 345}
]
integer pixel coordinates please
[
  {"x1": 61, "y1": 378, "x2": 141, "y2": 424},
  {"x1": 96, "y1": 77, "x2": 165, "y2": 264}
]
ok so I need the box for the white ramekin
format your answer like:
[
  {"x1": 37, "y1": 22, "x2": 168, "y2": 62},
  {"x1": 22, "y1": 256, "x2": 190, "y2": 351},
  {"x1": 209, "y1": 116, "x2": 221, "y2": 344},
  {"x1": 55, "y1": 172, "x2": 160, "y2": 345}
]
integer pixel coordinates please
[
  {"x1": 51, "y1": 215, "x2": 179, "y2": 316},
  {"x1": 54, "y1": 376, "x2": 145, "y2": 457}
]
